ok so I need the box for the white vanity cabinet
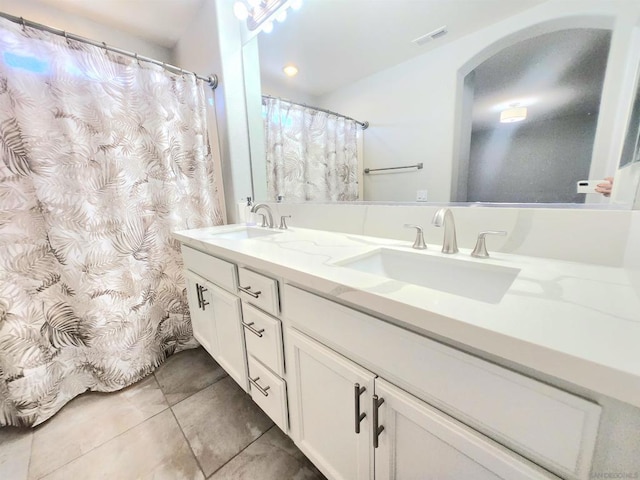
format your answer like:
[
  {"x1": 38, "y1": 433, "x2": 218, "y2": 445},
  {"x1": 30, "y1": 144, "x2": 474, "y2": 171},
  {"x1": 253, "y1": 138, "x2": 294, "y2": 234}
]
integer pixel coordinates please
[
  {"x1": 181, "y1": 245, "x2": 290, "y2": 430},
  {"x1": 177, "y1": 236, "x2": 607, "y2": 480},
  {"x1": 287, "y1": 328, "x2": 375, "y2": 480},
  {"x1": 283, "y1": 284, "x2": 601, "y2": 480},
  {"x1": 185, "y1": 270, "x2": 217, "y2": 356},
  {"x1": 373, "y1": 378, "x2": 556, "y2": 480},
  {"x1": 181, "y1": 245, "x2": 248, "y2": 391},
  {"x1": 287, "y1": 327, "x2": 556, "y2": 480},
  {"x1": 206, "y1": 282, "x2": 247, "y2": 391}
]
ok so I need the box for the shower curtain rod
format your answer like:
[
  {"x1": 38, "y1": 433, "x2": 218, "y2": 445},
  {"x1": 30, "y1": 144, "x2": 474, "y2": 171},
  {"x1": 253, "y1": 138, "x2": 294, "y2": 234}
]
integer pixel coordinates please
[
  {"x1": 0, "y1": 11, "x2": 218, "y2": 89},
  {"x1": 262, "y1": 94, "x2": 369, "y2": 129}
]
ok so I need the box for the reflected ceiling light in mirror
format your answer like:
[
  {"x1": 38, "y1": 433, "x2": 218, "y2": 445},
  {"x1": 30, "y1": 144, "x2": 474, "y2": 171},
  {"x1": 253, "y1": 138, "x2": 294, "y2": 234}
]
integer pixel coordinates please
[
  {"x1": 290, "y1": 0, "x2": 303, "y2": 10},
  {"x1": 500, "y1": 104, "x2": 527, "y2": 123},
  {"x1": 262, "y1": 21, "x2": 274, "y2": 33},
  {"x1": 233, "y1": 2, "x2": 249, "y2": 20},
  {"x1": 492, "y1": 97, "x2": 538, "y2": 112},
  {"x1": 233, "y1": 0, "x2": 294, "y2": 32},
  {"x1": 283, "y1": 65, "x2": 299, "y2": 77}
]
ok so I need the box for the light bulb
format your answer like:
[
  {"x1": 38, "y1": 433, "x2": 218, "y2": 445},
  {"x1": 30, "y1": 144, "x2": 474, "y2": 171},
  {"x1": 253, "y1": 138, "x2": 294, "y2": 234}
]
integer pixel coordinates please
[
  {"x1": 283, "y1": 65, "x2": 298, "y2": 77},
  {"x1": 275, "y1": 10, "x2": 287, "y2": 22},
  {"x1": 262, "y1": 21, "x2": 274, "y2": 33},
  {"x1": 290, "y1": 0, "x2": 302, "y2": 10},
  {"x1": 233, "y1": 1, "x2": 249, "y2": 20}
]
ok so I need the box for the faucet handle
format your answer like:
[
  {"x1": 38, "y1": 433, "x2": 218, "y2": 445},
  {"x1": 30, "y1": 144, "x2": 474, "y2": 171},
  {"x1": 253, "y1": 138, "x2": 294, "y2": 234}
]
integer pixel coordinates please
[
  {"x1": 403, "y1": 224, "x2": 427, "y2": 250},
  {"x1": 279, "y1": 215, "x2": 291, "y2": 230},
  {"x1": 471, "y1": 231, "x2": 507, "y2": 258},
  {"x1": 258, "y1": 214, "x2": 268, "y2": 228}
]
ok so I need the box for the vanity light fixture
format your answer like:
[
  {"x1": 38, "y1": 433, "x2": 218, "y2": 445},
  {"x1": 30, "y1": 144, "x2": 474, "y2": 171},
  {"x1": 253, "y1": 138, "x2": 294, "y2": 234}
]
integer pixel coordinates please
[
  {"x1": 500, "y1": 104, "x2": 527, "y2": 123},
  {"x1": 233, "y1": 0, "x2": 300, "y2": 32},
  {"x1": 283, "y1": 64, "x2": 298, "y2": 77}
]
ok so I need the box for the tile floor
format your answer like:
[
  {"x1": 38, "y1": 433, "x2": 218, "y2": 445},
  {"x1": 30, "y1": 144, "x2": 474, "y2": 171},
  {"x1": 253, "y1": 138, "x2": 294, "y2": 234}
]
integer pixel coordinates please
[{"x1": 0, "y1": 347, "x2": 327, "y2": 480}]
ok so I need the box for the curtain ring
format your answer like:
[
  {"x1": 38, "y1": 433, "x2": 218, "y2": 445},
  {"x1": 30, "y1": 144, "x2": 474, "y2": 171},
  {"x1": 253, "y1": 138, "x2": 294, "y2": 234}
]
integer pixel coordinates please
[
  {"x1": 134, "y1": 53, "x2": 140, "y2": 66},
  {"x1": 102, "y1": 42, "x2": 108, "y2": 54},
  {"x1": 20, "y1": 17, "x2": 26, "y2": 30},
  {"x1": 63, "y1": 31, "x2": 70, "y2": 45}
]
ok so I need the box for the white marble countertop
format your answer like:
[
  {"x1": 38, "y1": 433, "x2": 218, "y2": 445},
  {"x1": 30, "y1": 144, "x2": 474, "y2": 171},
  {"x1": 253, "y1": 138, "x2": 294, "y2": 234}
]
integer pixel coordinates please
[{"x1": 174, "y1": 225, "x2": 640, "y2": 408}]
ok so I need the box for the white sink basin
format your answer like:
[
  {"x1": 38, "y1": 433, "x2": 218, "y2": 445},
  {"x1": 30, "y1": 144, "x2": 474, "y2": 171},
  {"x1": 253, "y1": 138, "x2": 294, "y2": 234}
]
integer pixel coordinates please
[
  {"x1": 209, "y1": 227, "x2": 282, "y2": 240},
  {"x1": 336, "y1": 248, "x2": 520, "y2": 303}
]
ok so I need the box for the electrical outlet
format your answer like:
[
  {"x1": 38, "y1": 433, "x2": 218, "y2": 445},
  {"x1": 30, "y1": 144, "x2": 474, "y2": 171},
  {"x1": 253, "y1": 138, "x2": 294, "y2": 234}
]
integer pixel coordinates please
[{"x1": 416, "y1": 190, "x2": 428, "y2": 201}]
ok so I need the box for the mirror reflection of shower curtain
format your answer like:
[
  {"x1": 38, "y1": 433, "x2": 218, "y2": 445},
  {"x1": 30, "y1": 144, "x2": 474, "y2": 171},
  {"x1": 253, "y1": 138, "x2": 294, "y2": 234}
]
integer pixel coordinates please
[
  {"x1": 263, "y1": 96, "x2": 359, "y2": 201},
  {"x1": 0, "y1": 18, "x2": 225, "y2": 426}
]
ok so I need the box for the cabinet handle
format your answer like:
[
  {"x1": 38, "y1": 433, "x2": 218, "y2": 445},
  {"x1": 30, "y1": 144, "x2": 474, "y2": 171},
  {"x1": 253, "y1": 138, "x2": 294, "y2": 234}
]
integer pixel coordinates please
[
  {"x1": 354, "y1": 383, "x2": 367, "y2": 434},
  {"x1": 249, "y1": 376, "x2": 270, "y2": 397},
  {"x1": 195, "y1": 282, "x2": 202, "y2": 309},
  {"x1": 373, "y1": 395, "x2": 385, "y2": 448},
  {"x1": 238, "y1": 285, "x2": 262, "y2": 298},
  {"x1": 198, "y1": 285, "x2": 209, "y2": 310},
  {"x1": 242, "y1": 321, "x2": 265, "y2": 338}
]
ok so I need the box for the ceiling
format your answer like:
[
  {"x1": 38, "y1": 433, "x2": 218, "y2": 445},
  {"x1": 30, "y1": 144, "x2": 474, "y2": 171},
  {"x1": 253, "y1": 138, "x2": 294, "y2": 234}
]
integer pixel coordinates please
[
  {"x1": 20, "y1": 0, "x2": 205, "y2": 48},
  {"x1": 258, "y1": 0, "x2": 548, "y2": 98}
]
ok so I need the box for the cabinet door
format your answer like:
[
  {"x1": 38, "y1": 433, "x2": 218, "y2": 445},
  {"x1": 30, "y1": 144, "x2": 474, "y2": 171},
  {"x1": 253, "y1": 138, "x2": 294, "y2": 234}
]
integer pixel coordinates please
[
  {"x1": 287, "y1": 328, "x2": 375, "y2": 480},
  {"x1": 206, "y1": 281, "x2": 249, "y2": 392},
  {"x1": 374, "y1": 378, "x2": 557, "y2": 480},
  {"x1": 185, "y1": 270, "x2": 218, "y2": 356}
]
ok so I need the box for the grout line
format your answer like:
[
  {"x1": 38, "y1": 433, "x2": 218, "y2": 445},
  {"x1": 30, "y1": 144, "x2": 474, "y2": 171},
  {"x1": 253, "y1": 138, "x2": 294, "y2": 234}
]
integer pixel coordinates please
[
  {"x1": 205, "y1": 424, "x2": 276, "y2": 479},
  {"x1": 168, "y1": 405, "x2": 207, "y2": 478},
  {"x1": 167, "y1": 371, "x2": 229, "y2": 409},
  {"x1": 30, "y1": 375, "x2": 170, "y2": 479},
  {"x1": 32, "y1": 408, "x2": 169, "y2": 480}
]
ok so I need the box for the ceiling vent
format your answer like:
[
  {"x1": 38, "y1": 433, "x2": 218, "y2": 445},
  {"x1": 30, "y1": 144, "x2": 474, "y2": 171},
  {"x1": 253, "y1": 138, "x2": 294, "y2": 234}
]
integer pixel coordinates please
[{"x1": 412, "y1": 26, "x2": 448, "y2": 46}]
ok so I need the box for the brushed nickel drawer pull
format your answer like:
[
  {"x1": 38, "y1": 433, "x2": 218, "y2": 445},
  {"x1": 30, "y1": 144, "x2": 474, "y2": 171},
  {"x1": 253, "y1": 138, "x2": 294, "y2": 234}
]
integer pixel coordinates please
[
  {"x1": 239, "y1": 285, "x2": 262, "y2": 298},
  {"x1": 249, "y1": 376, "x2": 270, "y2": 397},
  {"x1": 198, "y1": 285, "x2": 209, "y2": 309},
  {"x1": 373, "y1": 394, "x2": 385, "y2": 448},
  {"x1": 354, "y1": 383, "x2": 367, "y2": 434},
  {"x1": 195, "y1": 282, "x2": 202, "y2": 309},
  {"x1": 242, "y1": 321, "x2": 265, "y2": 338}
]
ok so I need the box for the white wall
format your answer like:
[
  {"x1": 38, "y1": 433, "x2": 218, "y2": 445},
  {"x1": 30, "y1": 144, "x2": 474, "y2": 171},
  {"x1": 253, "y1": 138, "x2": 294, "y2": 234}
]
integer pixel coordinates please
[
  {"x1": 0, "y1": 0, "x2": 171, "y2": 62},
  {"x1": 174, "y1": 0, "x2": 254, "y2": 223},
  {"x1": 318, "y1": 0, "x2": 640, "y2": 205}
]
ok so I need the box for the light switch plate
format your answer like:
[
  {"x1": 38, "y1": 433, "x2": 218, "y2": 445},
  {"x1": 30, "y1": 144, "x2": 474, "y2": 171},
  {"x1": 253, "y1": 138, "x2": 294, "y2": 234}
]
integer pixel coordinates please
[{"x1": 416, "y1": 189, "x2": 428, "y2": 201}]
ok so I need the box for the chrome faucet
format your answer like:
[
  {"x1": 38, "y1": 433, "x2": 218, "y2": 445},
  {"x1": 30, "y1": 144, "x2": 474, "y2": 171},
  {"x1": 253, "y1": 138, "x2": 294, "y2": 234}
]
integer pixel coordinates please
[
  {"x1": 250, "y1": 203, "x2": 274, "y2": 228},
  {"x1": 432, "y1": 208, "x2": 458, "y2": 254}
]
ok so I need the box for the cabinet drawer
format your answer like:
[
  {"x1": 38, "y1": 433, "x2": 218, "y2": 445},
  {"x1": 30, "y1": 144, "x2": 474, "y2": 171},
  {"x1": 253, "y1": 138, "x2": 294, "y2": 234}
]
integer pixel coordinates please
[
  {"x1": 242, "y1": 304, "x2": 285, "y2": 377},
  {"x1": 181, "y1": 245, "x2": 237, "y2": 293},
  {"x1": 283, "y1": 285, "x2": 601, "y2": 480},
  {"x1": 238, "y1": 267, "x2": 279, "y2": 316},
  {"x1": 248, "y1": 356, "x2": 288, "y2": 432}
]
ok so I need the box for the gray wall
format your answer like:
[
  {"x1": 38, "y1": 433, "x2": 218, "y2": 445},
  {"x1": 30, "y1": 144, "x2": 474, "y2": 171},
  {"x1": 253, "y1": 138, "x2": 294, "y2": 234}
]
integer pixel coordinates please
[{"x1": 467, "y1": 113, "x2": 598, "y2": 203}]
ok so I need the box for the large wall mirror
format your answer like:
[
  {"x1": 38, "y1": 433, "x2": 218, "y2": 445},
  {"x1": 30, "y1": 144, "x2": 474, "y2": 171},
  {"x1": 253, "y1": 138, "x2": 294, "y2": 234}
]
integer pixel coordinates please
[{"x1": 242, "y1": 0, "x2": 640, "y2": 208}]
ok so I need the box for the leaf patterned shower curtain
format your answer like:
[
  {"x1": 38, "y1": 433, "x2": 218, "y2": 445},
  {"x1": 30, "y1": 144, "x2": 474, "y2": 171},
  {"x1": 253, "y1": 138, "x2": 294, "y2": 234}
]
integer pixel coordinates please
[
  {"x1": 263, "y1": 96, "x2": 359, "y2": 201},
  {"x1": 0, "y1": 18, "x2": 224, "y2": 427}
]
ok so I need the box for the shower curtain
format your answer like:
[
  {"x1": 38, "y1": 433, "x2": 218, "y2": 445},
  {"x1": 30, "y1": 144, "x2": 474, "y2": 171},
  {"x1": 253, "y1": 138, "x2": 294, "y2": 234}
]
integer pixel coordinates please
[
  {"x1": 0, "y1": 18, "x2": 224, "y2": 427},
  {"x1": 263, "y1": 96, "x2": 359, "y2": 201}
]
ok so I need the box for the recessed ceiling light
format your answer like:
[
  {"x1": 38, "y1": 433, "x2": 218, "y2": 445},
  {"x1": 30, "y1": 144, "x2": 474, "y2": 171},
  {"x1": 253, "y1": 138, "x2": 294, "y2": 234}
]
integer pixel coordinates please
[{"x1": 283, "y1": 65, "x2": 299, "y2": 77}]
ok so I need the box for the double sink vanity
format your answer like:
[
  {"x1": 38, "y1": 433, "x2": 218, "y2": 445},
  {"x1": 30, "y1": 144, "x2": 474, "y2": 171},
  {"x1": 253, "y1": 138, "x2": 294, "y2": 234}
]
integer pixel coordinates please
[{"x1": 173, "y1": 216, "x2": 640, "y2": 480}]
